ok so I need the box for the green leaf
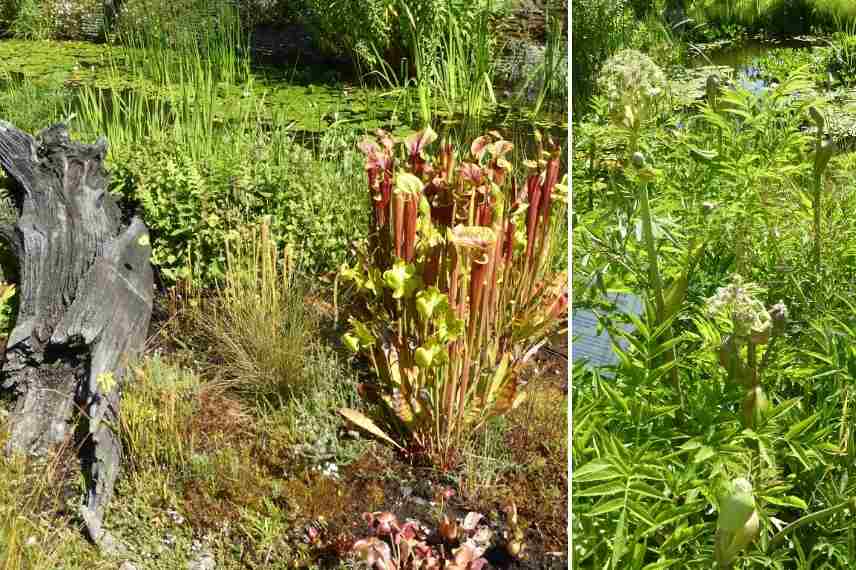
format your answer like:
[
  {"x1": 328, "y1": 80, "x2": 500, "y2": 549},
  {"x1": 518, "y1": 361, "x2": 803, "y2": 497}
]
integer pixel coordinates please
[
  {"x1": 693, "y1": 446, "x2": 715, "y2": 464},
  {"x1": 611, "y1": 506, "x2": 627, "y2": 570},
  {"x1": 786, "y1": 413, "x2": 819, "y2": 441},
  {"x1": 587, "y1": 497, "x2": 627, "y2": 516},
  {"x1": 574, "y1": 460, "x2": 623, "y2": 483},
  {"x1": 761, "y1": 495, "x2": 808, "y2": 511},
  {"x1": 395, "y1": 170, "x2": 423, "y2": 195},
  {"x1": 576, "y1": 480, "x2": 627, "y2": 497}
]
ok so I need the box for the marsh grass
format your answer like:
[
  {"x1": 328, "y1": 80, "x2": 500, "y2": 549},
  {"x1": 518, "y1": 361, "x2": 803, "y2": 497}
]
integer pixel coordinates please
[
  {"x1": 184, "y1": 220, "x2": 316, "y2": 401},
  {"x1": 0, "y1": 414, "x2": 106, "y2": 569},
  {"x1": 514, "y1": 7, "x2": 567, "y2": 117},
  {"x1": 366, "y1": 0, "x2": 499, "y2": 126},
  {"x1": 120, "y1": 355, "x2": 202, "y2": 472},
  {"x1": 429, "y1": 2, "x2": 497, "y2": 122}
]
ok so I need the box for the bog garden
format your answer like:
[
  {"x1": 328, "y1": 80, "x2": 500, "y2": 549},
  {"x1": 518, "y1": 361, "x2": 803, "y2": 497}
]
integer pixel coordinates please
[
  {"x1": 573, "y1": 0, "x2": 856, "y2": 568},
  {"x1": 0, "y1": 0, "x2": 569, "y2": 568}
]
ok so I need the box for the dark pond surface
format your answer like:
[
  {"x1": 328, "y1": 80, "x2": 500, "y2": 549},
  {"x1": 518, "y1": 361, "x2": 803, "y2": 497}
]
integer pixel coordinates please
[{"x1": 690, "y1": 36, "x2": 821, "y2": 69}]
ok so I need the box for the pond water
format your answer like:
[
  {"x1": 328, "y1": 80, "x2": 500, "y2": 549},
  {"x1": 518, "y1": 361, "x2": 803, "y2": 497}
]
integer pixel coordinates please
[
  {"x1": 690, "y1": 36, "x2": 820, "y2": 69},
  {"x1": 0, "y1": 39, "x2": 567, "y2": 158}
]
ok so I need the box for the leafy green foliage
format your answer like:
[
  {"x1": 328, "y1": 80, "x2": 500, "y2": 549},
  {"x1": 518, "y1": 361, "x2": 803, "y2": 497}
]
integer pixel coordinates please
[
  {"x1": 574, "y1": 55, "x2": 856, "y2": 567},
  {"x1": 4, "y1": 0, "x2": 54, "y2": 40},
  {"x1": 826, "y1": 30, "x2": 856, "y2": 86},
  {"x1": 572, "y1": 0, "x2": 635, "y2": 113},
  {"x1": 294, "y1": 0, "x2": 507, "y2": 74},
  {"x1": 109, "y1": 129, "x2": 367, "y2": 283}
]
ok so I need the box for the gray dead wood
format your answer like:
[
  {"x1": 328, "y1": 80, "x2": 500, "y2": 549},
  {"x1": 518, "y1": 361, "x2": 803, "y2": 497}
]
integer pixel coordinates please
[{"x1": 0, "y1": 121, "x2": 153, "y2": 548}]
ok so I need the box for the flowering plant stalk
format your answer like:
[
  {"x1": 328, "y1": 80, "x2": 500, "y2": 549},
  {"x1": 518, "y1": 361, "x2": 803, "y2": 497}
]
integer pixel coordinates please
[
  {"x1": 708, "y1": 275, "x2": 787, "y2": 429},
  {"x1": 340, "y1": 127, "x2": 567, "y2": 467}
]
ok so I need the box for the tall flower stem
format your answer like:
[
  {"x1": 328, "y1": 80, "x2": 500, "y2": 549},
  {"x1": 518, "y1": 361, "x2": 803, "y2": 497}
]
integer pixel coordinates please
[
  {"x1": 639, "y1": 181, "x2": 664, "y2": 318},
  {"x1": 639, "y1": 177, "x2": 684, "y2": 409},
  {"x1": 813, "y1": 170, "x2": 822, "y2": 271}
]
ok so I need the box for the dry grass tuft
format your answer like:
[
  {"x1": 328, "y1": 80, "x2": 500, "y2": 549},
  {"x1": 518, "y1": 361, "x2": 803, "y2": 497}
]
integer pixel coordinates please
[{"x1": 185, "y1": 219, "x2": 317, "y2": 401}]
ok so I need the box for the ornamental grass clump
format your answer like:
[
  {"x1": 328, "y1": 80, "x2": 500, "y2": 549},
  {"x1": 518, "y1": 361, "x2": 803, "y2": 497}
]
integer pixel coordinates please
[{"x1": 339, "y1": 127, "x2": 567, "y2": 468}]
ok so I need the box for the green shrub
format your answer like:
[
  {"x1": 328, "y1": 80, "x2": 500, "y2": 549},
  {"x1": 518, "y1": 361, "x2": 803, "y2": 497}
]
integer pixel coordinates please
[
  {"x1": 108, "y1": 128, "x2": 366, "y2": 283},
  {"x1": 571, "y1": 0, "x2": 635, "y2": 115},
  {"x1": 826, "y1": 31, "x2": 856, "y2": 85}
]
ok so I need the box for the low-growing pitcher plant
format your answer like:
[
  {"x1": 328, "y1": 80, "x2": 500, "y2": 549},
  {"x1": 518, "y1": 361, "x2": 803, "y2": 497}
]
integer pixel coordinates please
[{"x1": 339, "y1": 127, "x2": 567, "y2": 467}]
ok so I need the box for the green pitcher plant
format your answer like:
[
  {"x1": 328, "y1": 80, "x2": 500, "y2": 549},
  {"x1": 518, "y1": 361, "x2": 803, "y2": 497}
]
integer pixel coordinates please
[{"x1": 339, "y1": 127, "x2": 567, "y2": 467}]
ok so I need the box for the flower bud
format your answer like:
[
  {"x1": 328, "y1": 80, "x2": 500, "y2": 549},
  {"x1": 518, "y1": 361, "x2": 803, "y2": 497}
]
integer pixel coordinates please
[
  {"x1": 769, "y1": 301, "x2": 787, "y2": 335},
  {"x1": 814, "y1": 138, "x2": 835, "y2": 177},
  {"x1": 809, "y1": 105, "x2": 825, "y2": 133},
  {"x1": 706, "y1": 74, "x2": 720, "y2": 101},
  {"x1": 631, "y1": 151, "x2": 646, "y2": 169},
  {"x1": 741, "y1": 385, "x2": 769, "y2": 428},
  {"x1": 716, "y1": 509, "x2": 760, "y2": 567},
  {"x1": 718, "y1": 478, "x2": 755, "y2": 532}
]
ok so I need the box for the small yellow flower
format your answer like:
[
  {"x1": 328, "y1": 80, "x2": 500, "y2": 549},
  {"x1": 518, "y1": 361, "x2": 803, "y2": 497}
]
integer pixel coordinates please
[{"x1": 96, "y1": 371, "x2": 117, "y2": 393}]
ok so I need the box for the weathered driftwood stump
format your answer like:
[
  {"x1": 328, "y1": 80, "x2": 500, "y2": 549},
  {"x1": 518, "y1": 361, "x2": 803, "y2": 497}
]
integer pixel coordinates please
[{"x1": 0, "y1": 121, "x2": 153, "y2": 548}]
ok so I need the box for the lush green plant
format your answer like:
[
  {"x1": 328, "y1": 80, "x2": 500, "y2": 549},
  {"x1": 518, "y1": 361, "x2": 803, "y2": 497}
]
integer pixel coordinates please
[
  {"x1": 426, "y1": 2, "x2": 497, "y2": 122},
  {"x1": 629, "y1": 10, "x2": 687, "y2": 68},
  {"x1": 339, "y1": 127, "x2": 567, "y2": 468},
  {"x1": 513, "y1": 7, "x2": 568, "y2": 117},
  {"x1": 5, "y1": 0, "x2": 54, "y2": 39},
  {"x1": 571, "y1": 0, "x2": 635, "y2": 114},
  {"x1": 295, "y1": 0, "x2": 507, "y2": 74},
  {"x1": 826, "y1": 28, "x2": 856, "y2": 86},
  {"x1": 685, "y1": 0, "x2": 856, "y2": 39},
  {"x1": 103, "y1": 120, "x2": 366, "y2": 283},
  {"x1": 182, "y1": 220, "x2": 317, "y2": 401},
  {"x1": 753, "y1": 48, "x2": 824, "y2": 84},
  {"x1": 573, "y1": 47, "x2": 856, "y2": 568},
  {"x1": 363, "y1": 0, "x2": 504, "y2": 125},
  {"x1": 112, "y1": 0, "x2": 249, "y2": 86}
]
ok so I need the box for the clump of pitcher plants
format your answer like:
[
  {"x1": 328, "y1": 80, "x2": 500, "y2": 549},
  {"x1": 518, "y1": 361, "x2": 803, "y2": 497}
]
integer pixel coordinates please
[
  {"x1": 352, "y1": 508, "x2": 493, "y2": 570},
  {"x1": 339, "y1": 127, "x2": 567, "y2": 467}
]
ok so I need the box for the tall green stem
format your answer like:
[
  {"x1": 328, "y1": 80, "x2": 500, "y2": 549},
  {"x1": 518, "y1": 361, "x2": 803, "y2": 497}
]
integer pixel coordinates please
[
  {"x1": 813, "y1": 170, "x2": 822, "y2": 271},
  {"x1": 639, "y1": 182, "x2": 664, "y2": 318},
  {"x1": 639, "y1": 180, "x2": 683, "y2": 408}
]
